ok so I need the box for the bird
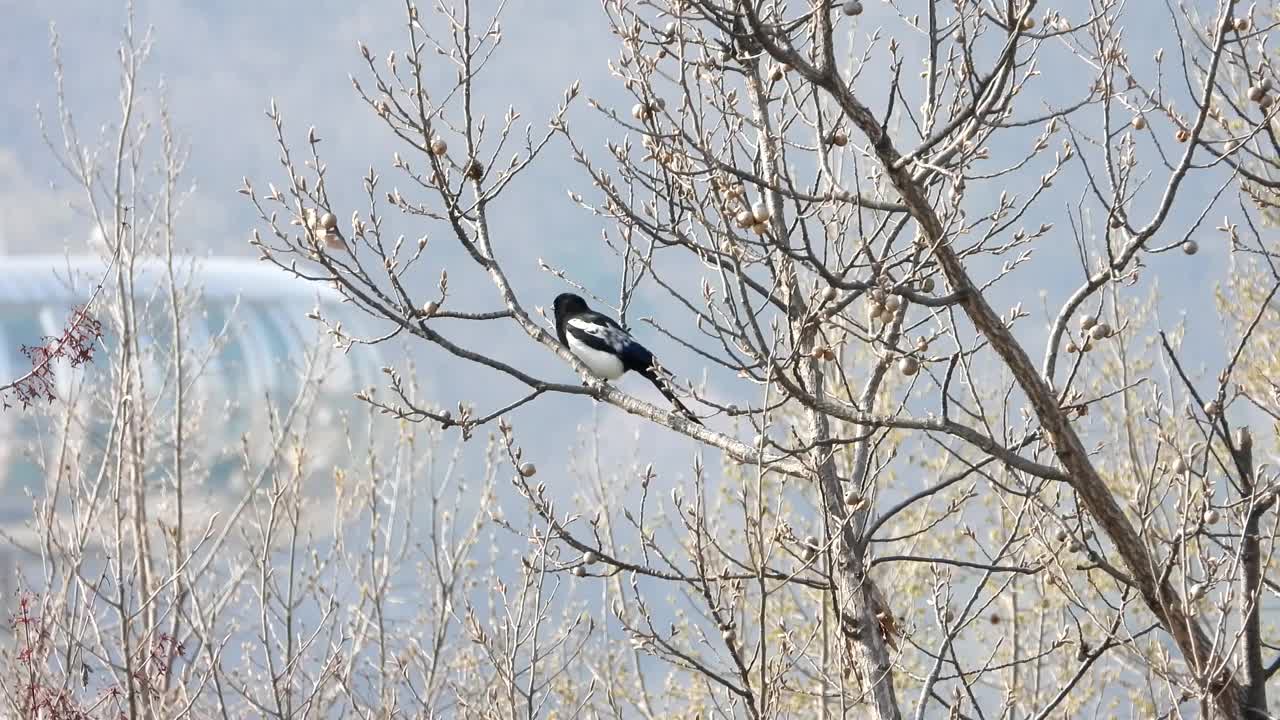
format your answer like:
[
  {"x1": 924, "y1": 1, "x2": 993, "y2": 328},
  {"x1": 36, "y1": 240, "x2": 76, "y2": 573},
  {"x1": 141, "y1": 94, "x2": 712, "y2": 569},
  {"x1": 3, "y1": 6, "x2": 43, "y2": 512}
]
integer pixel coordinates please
[{"x1": 552, "y1": 293, "x2": 702, "y2": 425}]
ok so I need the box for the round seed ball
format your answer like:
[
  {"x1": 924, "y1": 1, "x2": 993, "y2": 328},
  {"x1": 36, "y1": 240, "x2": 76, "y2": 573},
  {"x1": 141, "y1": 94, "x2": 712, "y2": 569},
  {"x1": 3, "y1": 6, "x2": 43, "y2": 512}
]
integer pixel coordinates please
[
  {"x1": 752, "y1": 200, "x2": 770, "y2": 223},
  {"x1": 898, "y1": 356, "x2": 920, "y2": 376}
]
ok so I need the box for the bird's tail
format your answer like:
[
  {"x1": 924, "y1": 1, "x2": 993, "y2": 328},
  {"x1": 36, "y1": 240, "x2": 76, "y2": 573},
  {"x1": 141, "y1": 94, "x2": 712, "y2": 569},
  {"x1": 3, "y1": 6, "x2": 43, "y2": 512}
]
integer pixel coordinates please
[{"x1": 640, "y1": 366, "x2": 703, "y2": 425}]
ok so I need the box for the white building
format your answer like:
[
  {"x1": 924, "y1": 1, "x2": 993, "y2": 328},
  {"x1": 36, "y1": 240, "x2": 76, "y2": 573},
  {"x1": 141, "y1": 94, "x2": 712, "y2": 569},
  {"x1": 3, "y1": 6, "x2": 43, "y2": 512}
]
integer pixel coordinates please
[{"x1": 0, "y1": 256, "x2": 385, "y2": 521}]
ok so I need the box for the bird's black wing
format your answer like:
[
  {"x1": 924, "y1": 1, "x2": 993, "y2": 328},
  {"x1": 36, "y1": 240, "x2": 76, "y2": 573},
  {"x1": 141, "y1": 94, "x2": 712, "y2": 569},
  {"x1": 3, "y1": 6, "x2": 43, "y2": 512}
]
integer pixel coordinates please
[
  {"x1": 567, "y1": 313, "x2": 654, "y2": 372},
  {"x1": 566, "y1": 310, "x2": 702, "y2": 424}
]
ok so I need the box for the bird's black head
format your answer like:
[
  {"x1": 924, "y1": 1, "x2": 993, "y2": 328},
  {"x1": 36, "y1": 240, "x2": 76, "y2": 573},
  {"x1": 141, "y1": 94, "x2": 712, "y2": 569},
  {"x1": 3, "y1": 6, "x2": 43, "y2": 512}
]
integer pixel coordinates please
[{"x1": 553, "y1": 293, "x2": 589, "y2": 321}]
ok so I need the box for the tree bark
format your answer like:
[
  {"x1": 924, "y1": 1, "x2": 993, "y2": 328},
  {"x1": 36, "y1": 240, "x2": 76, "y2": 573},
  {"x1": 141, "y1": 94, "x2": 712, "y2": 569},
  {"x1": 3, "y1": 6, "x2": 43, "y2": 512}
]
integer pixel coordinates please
[
  {"x1": 1234, "y1": 430, "x2": 1267, "y2": 718},
  {"x1": 807, "y1": 356, "x2": 902, "y2": 720}
]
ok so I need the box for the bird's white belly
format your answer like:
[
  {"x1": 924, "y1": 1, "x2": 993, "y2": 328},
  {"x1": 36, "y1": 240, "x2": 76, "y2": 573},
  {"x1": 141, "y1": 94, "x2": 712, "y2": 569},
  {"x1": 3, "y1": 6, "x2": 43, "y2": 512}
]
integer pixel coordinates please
[{"x1": 568, "y1": 337, "x2": 626, "y2": 379}]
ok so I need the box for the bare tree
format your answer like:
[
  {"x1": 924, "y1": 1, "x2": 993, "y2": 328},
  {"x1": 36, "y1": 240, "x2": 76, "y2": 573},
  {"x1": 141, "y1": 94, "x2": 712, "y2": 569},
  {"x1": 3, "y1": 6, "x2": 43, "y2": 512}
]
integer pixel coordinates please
[
  {"x1": 1, "y1": 8, "x2": 547, "y2": 719},
  {"x1": 229, "y1": 0, "x2": 1280, "y2": 718}
]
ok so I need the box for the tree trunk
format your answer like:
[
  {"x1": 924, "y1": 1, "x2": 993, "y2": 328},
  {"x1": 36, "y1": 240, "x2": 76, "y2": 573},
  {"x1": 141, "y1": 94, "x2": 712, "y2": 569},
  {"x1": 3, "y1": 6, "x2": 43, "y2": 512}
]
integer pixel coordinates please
[{"x1": 807, "y1": 356, "x2": 902, "y2": 720}]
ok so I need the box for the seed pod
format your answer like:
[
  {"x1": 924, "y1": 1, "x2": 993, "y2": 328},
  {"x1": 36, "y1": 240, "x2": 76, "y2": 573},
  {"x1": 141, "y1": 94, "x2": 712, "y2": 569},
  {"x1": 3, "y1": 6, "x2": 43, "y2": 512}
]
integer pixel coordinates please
[
  {"x1": 883, "y1": 295, "x2": 902, "y2": 312},
  {"x1": 1131, "y1": 115, "x2": 1147, "y2": 130},
  {"x1": 830, "y1": 130, "x2": 849, "y2": 147},
  {"x1": 1079, "y1": 314, "x2": 1097, "y2": 330},
  {"x1": 1089, "y1": 322, "x2": 1111, "y2": 340},
  {"x1": 519, "y1": 462, "x2": 537, "y2": 477},
  {"x1": 631, "y1": 103, "x2": 649, "y2": 121},
  {"x1": 752, "y1": 200, "x2": 770, "y2": 223},
  {"x1": 430, "y1": 137, "x2": 448, "y2": 155},
  {"x1": 1182, "y1": 240, "x2": 1199, "y2": 255},
  {"x1": 921, "y1": 277, "x2": 936, "y2": 293},
  {"x1": 1203, "y1": 399, "x2": 1221, "y2": 416},
  {"x1": 1021, "y1": 16, "x2": 1036, "y2": 30},
  {"x1": 1260, "y1": 94, "x2": 1275, "y2": 109},
  {"x1": 1261, "y1": 77, "x2": 1273, "y2": 92},
  {"x1": 1235, "y1": 17, "x2": 1251, "y2": 32},
  {"x1": 898, "y1": 356, "x2": 920, "y2": 376},
  {"x1": 1203, "y1": 509, "x2": 1221, "y2": 525},
  {"x1": 465, "y1": 160, "x2": 484, "y2": 180},
  {"x1": 1249, "y1": 85, "x2": 1265, "y2": 102},
  {"x1": 841, "y1": 0, "x2": 863, "y2": 16},
  {"x1": 822, "y1": 286, "x2": 838, "y2": 302},
  {"x1": 1176, "y1": 129, "x2": 1190, "y2": 143},
  {"x1": 318, "y1": 212, "x2": 338, "y2": 231},
  {"x1": 572, "y1": 566, "x2": 587, "y2": 577},
  {"x1": 915, "y1": 337, "x2": 929, "y2": 353},
  {"x1": 583, "y1": 551, "x2": 599, "y2": 565},
  {"x1": 735, "y1": 210, "x2": 754, "y2": 229}
]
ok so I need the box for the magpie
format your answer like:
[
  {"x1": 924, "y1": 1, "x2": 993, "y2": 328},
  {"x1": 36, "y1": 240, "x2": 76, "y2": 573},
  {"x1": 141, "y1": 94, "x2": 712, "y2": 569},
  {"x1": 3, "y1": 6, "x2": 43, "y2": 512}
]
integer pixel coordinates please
[{"x1": 553, "y1": 293, "x2": 702, "y2": 425}]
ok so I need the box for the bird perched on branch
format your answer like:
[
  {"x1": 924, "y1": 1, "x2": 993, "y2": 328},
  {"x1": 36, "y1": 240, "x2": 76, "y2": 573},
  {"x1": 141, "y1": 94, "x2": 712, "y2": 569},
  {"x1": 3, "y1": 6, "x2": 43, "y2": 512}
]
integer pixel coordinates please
[{"x1": 552, "y1": 293, "x2": 702, "y2": 425}]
